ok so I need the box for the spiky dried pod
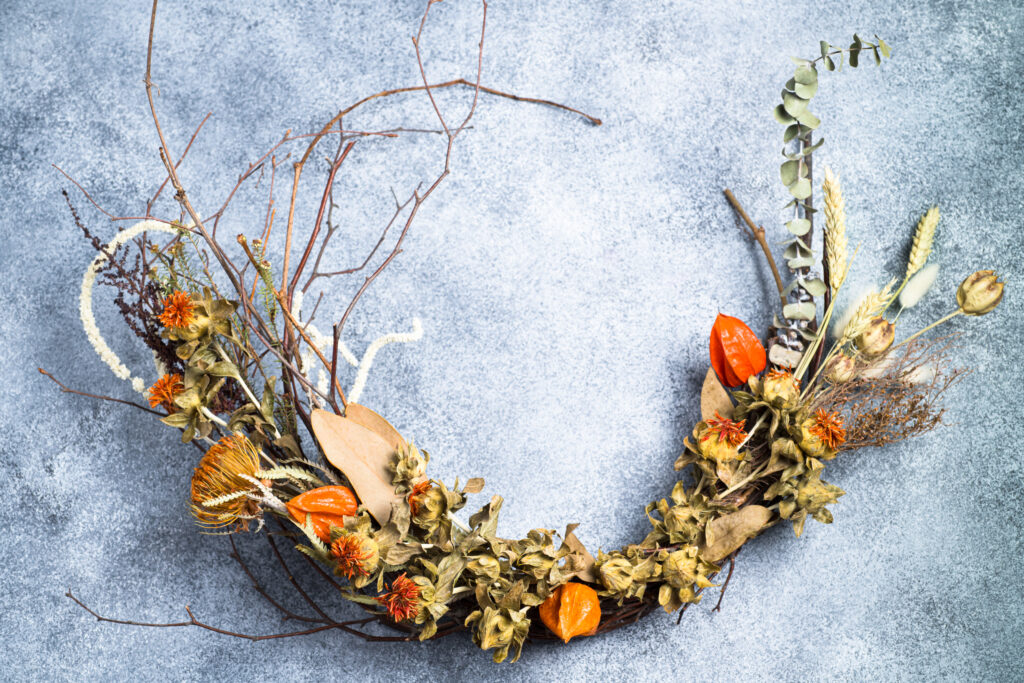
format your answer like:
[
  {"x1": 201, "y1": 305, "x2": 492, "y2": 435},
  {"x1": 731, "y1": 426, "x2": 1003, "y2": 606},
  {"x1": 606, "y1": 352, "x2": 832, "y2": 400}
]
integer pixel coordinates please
[
  {"x1": 822, "y1": 168, "x2": 849, "y2": 291},
  {"x1": 906, "y1": 207, "x2": 939, "y2": 278}
]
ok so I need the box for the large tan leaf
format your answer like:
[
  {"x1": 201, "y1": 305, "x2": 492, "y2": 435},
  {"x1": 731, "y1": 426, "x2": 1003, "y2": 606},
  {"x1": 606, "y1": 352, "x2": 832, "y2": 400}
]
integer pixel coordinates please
[
  {"x1": 311, "y1": 408, "x2": 402, "y2": 524},
  {"x1": 700, "y1": 367, "x2": 734, "y2": 420},
  {"x1": 700, "y1": 505, "x2": 772, "y2": 563},
  {"x1": 562, "y1": 523, "x2": 597, "y2": 583},
  {"x1": 344, "y1": 403, "x2": 405, "y2": 451}
]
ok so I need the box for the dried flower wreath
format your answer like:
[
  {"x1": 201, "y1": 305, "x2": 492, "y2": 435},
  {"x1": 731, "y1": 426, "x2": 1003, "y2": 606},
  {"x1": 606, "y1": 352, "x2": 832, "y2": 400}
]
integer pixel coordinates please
[{"x1": 49, "y1": 0, "x2": 1006, "y2": 664}]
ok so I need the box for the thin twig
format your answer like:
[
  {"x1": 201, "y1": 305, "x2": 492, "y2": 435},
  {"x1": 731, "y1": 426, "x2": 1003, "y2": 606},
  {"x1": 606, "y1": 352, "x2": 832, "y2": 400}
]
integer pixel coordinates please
[
  {"x1": 723, "y1": 189, "x2": 787, "y2": 309},
  {"x1": 39, "y1": 368, "x2": 163, "y2": 416}
]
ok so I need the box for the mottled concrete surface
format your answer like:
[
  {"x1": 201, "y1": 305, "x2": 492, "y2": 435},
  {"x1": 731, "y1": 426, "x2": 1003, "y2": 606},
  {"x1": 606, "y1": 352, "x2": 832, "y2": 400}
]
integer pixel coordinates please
[{"x1": 2, "y1": 0, "x2": 1022, "y2": 680}]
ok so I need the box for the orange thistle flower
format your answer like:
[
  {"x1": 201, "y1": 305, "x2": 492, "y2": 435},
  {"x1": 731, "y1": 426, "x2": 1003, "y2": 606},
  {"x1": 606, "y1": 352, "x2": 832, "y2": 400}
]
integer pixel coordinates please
[
  {"x1": 408, "y1": 479, "x2": 432, "y2": 517},
  {"x1": 190, "y1": 434, "x2": 263, "y2": 532},
  {"x1": 375, "y1": 573, "x2": 421, "y2": 622},
  {"x1": 331, "y1": 534, "x2": 379, "y2": 580},
  {"x1": 158, "y1": 291, "x2": 196, "y2": 329},
  {"x1": 809, "y1": 409, "x2": 846, "y2": 450},
  {"x1": 766, "y1": 367, "x2": 801, "y2": 388},
  {"x1": 147, "y1": 373, "x2": 184, "y2": 412},
  {"x1": 701, "y1": 411, "x2": 747, "y2": 446}
]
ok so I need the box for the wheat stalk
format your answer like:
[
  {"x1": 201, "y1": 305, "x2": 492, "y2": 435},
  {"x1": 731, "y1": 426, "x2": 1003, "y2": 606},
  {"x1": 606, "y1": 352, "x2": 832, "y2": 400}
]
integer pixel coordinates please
[
  {"x1": 822, "y1": 167, "x2": 848, "y2": 291},
  {"x1": 839, "y1": 279, "x2": 896, "y2": 344},
  {"x1": 905, "y1": 207, "x2": 939, "y2": 278}
]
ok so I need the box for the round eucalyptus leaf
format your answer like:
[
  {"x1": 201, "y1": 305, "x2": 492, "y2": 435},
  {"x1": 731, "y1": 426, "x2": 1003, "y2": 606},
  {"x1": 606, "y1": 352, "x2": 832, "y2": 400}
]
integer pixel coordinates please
[
  {"x1": 789, "y1": 177, "x2": 812, "y2": 199},
  {"x1": 786, "y1": 218, "x2": 811, "y2": 236},
  {"x1": 773, "y1": 104, "x2": 795, "y2": 124}
]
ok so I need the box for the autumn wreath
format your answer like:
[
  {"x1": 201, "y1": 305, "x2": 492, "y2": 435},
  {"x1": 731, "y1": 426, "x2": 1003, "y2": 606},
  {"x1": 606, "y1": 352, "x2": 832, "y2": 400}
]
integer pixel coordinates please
[{"x1": 51, "y1": 0, "x2": 1006, "y2": 664}]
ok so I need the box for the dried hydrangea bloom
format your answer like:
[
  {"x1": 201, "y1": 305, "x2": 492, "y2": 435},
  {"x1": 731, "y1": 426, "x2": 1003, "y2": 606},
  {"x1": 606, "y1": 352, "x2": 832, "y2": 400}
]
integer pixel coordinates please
[
  {"x1": 147, "y1": 373, "x2": 183, "y2": 412},
  {"x1": 158, "y1": 291, "x2": 196, "y2": 329},
  {"x1": 190, "y1": 434, "x2": 263, "y2": 531}
]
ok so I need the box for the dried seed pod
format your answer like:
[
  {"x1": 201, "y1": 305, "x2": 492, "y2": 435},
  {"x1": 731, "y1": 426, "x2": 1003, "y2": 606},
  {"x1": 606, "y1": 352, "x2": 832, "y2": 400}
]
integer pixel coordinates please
[
  {"x1": 957, "y1": 270, "x2": 1005, "y2": 316},
  {"x1": 286, "y1": 485, "x2": 358, "y2": 542},
  {"x1": 538, "y1": 582, "x2": 601, "y2": 643},
  {"x1": 855, "y1": 317, "x2": 895, "y2": 357},
  {"x1": 709, "y1": 313, "x2": 767, "y2": 387}
]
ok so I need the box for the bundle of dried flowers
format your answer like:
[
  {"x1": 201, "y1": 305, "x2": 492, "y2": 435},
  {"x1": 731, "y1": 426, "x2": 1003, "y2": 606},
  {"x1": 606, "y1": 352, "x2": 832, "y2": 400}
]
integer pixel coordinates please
[{"x1": 49, "y1": 0, "x2": 1006, "y2": 665}]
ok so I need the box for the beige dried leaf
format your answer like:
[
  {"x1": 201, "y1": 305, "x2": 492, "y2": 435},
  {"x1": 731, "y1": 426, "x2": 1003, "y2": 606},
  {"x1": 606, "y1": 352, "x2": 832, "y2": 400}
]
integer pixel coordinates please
[
  {"x1": 344, "y1": 403, "x2": 406, "y2": 451},
  {"x1": 700, "y1": 367, "x2": 734, "y2": 420},
  {"x1": 562, "y1": 523, "x2": 597, "y2": 582},
  {"x1": 700, "y1": 505, "x2": 773, "y2": 562},
  {"x1": 311, "y1": 408, "x2": 403, "y2": 524}
]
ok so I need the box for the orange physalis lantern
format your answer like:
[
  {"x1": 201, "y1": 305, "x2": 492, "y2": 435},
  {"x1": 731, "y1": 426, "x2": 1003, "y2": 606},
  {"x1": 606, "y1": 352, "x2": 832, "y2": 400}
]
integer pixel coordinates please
[
  {"x1": 538, "y1": 582, "x2": 601, "y2": 644},
  {"x1": 286, "y1": 485, "x2": 358, "y2": 542},
  {"x1": 709, "y1": 313, "x2": 767, "y2": 388}
]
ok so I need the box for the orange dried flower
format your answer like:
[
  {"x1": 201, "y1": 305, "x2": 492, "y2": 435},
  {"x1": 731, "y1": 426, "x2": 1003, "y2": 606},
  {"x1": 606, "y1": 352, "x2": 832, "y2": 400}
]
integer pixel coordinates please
[
  {"x1": 809, "y1": 408, "x2": 846, "y2": 450},
  {"x1": 147, "y1": 373, "x2": 184, "y2": 412},
  {"x1": 408, "y1": 479, "x2": 432, "y2": 517},
  {"x1": 701, "y1": 411, "x2": 747, "y2": 447},
  {"x1": 331, "y1": 533, "x2": 379, "y2": 580},
  {"x1": 375, "y1": 573, "x2": 421, "y2": 622},
  {"x1": 158, "y1": 291, "x2": 196, "y2": 329},
  {"x1": 190, "y1": 434, "x2": 263, "y2": 532},
  {"x1": 766, "y1": 368, "x2": 801, "y2": 388}
]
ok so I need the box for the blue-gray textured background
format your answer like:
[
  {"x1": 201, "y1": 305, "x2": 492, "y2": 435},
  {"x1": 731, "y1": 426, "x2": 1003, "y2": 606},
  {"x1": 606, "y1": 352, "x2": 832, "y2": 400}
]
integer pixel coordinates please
[{"x1": 2, "y1": 0, "x2": 1022, "y2": 680}]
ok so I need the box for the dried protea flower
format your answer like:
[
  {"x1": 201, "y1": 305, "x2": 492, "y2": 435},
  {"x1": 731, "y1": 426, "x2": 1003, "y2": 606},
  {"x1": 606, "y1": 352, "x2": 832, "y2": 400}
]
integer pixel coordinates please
[
  {"x1": 597, "y1": 555, "x2": 635, "y2": 595},
  {"x1": 696, "y1": 412, "x2": 747, "y2": 464},
  {"x1": 375, "y1": 573, "x2": 428, "y2": 622},
  {"x1": 158, "y1": 291, "x2": 196, "y2": 329},
  {"x1": 330, "y1": 531, "x2": 380, "y2": 581},
  {"x1": 190, "y1": 433, "x2": 264, "y2": 532},
  {"x1": 761, "y1": 368, "x2": 801, "y2": 409},
  {"x1": 824, "y1": 354, "x2": 857, "y2": 384},
  {"x1": 797, "y1": 409, "x2": 846, "y2": 460},
  {"x1": 147, "y1": 373, "x2": 184, "y2": 412},
  {"x1": 855, "y1": 317, "x2": 895, "y2": 357},
  {"x1": 957, "y1": 270, "x2": 1005, "y2": 316}
]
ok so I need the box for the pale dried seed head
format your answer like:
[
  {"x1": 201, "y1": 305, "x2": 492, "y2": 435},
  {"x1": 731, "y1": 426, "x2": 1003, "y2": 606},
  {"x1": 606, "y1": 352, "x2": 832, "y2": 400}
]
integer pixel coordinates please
[
  {"x1": 822, "y1": 168, "x2": 848, "y2": 291},
  {"x1": 906, "y1": 207, "x2": 939, "y2": 278},
  {"x1": 839, "y1": 278, "x2": 896, "y2": 344}
]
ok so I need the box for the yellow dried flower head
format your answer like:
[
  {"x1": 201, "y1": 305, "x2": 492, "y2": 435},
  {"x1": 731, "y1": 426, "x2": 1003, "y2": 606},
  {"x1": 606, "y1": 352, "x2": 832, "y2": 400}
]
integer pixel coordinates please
[{"x1": 190, "y1": 434, "x2": 263, "y2": 531}]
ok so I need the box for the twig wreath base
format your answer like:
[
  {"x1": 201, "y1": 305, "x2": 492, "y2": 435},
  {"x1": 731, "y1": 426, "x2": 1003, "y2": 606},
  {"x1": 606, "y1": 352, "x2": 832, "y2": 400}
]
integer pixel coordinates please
[{"x1": 51, "y1": 0, "x2": 1005, "y2": 665}]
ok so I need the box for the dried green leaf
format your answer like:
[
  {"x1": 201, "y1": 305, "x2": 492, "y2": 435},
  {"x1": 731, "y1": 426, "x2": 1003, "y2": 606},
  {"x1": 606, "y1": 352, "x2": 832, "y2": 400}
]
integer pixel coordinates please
[
  {"x1": 773, "y1": 104, "x2": 795, "y2": 125},
  {"x1": 700, "y1": 505, "x2": 773, "y2": 562},
  {"x1": 783, "y1": 301, "x2": 816, "y2": 320},
  {"x1": 786, "y1": 218, "x2": 811, "y2": 236}
]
